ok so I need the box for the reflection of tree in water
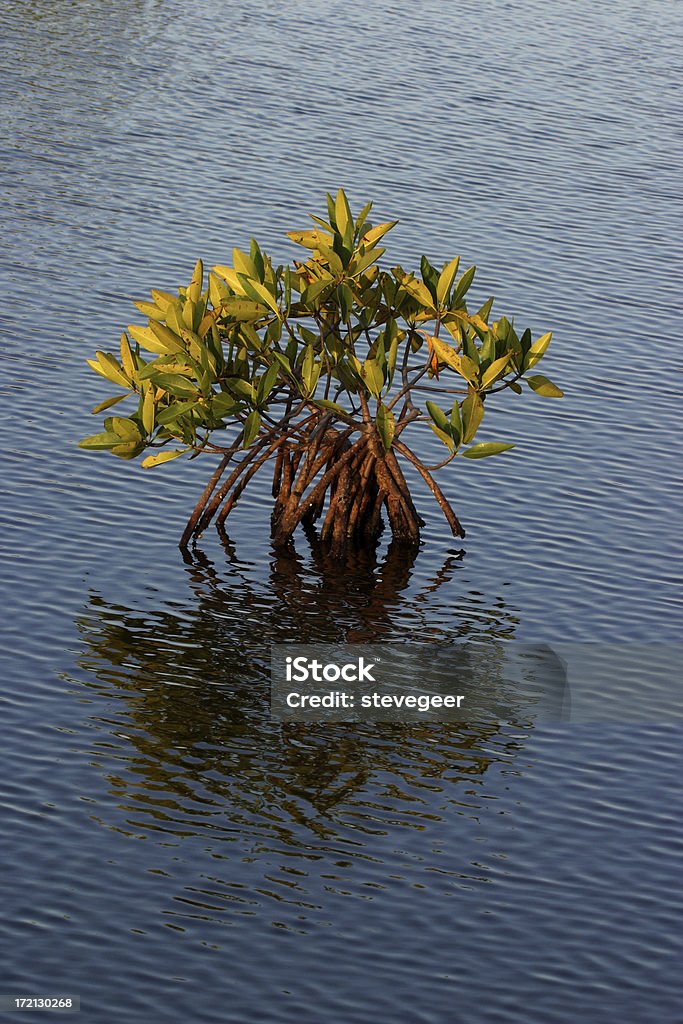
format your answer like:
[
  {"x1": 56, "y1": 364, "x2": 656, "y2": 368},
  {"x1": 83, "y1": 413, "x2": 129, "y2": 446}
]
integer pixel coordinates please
[
  {"x1": 188, "y1": 531, "x2": 519, "y2": 647},
  {"x1": 77, "y1": 540, "x2": 527, "y2": 842}
]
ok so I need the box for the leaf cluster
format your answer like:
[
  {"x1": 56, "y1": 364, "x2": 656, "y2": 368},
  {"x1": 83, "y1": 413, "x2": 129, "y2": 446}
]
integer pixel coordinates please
[{"x1": 80, "y1": 190, "x2": 562, "y2": 467}]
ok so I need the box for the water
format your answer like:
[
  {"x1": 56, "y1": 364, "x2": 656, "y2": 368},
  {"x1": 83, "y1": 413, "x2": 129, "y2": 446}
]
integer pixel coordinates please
[{"x1": 1, "y1": 1, "x2": 682, "y2": 1021}]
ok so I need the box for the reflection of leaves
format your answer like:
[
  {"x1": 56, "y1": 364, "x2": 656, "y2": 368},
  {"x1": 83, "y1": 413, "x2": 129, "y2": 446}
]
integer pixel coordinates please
[{"x1": 75, "y1": 542, "x2": 524, "y2": 839}]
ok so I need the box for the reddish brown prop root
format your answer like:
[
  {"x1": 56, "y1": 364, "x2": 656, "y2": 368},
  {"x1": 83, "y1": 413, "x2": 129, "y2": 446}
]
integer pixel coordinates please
[{"x1": 180, "y1": 418, "x2": 465, "y2": 557}]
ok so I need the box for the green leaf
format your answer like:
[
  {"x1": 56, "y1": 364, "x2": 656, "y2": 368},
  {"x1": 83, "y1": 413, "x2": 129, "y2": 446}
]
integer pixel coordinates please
[
  {"x1": 376, "y1": 404, "x2": 395, "y2": 451},
  {"x1": 300, "y1": 277, "x2": 334, "y2": 306},
  {"x1": 237, "y1": 275, "x2": 280, "y2": 316},
  {"x1": 361, "y1": 357, "x2": 385, "y2": 397},
  {"x1": 271, "y1": 351, "x2": 292, "y2": 375},
  {"x1": 450, "y1": 400, "x2": 462, "y2": 448},
  {"x1": 314, "y1": 399, "x2": 348, "y2": 415},
  {"x1": 136, "y1": 358, "x2": 191, "y2": 382},
  {"x1": 459, "y1": 354, "x2": 481, "y2": 386},
  {"x1": 213, "y1": 264, "x2": 246, "y2": 294},
  {"x1": 164, "y1": 303, "x2": 186, "y2": 335},
  {"x1": 150, "y1": 290, "x2": 180, "y2": 310},
  {"x1": 478, "y1": 331, "x2": 496, "y2": 365},
  {"x1": 156, "y1": 400, "x2": 199, "y2": 424},
  {"x1": 462, "y1": 442, "x2": 515, "y2": 459},
  {"x1": 225, "y1": 378, "x2": 255, "y2": 402},
  {"x1": 386, "y1": 324, "x2": 401, "y2": 386},
  {"x1": 242, "y1": 410, "x2": 262, "y2": 448},
  {"x1": 149, "y1": 321, "x2": 186, "y2": 354},
  {"x1": 468, "y1": 314, "x2": 489, "y2": 340},
  {"x1": 142, "y1": 449, "x2": 187, "y2": 468},
  {"x1": 92, "y1": 393, "x2": 129, "y2": 414},
  {"x1": 153, "y1": 374, "x2": 198, "y2": 397},
  {"x1": 86, "y1": 358, "x2": 112, "y2": 382},
  {"x1": 257, "y1": 363, "x2": 279, "y2": 404},
  {"x1": 111, "y1": 441, "x2": 142, "y2": 459},
  {"x1": 481, "y1": 353, "x2": 511, "y2": 390},
  {"x1": 111, "y1": 417, "x2": 142, "y2": 443},
  {"x1": 187, "y1": 258, "x2": 203, "y2": 302},
  {"x1": 249, "y1": 239, "x2": 265, "y2": 282},
  {"x1": 232, "y1": 247, "x2": 259, "y2": 280},
  {"x1": 373, "y1": 334, "x2": 387, "y2": 374},
  {"x1": 519, "y1": 327, "x2": 532, "y2": 358},
  {"x1": 78, "y1": 431, "x2": 122, "y2": 451},
  {"x1": 182, "y1": 296, "x2": 202, "y2": 333},
  {"x1": 209, "y1": 393, "x2": 240, "y2": 418},
  {"x1": 208, "y1": 272, "x2": 231, "y2": 307},
  {"x1": 476, "y1": 296, "x2": 494, "y2": 322},
  {"x1": 126, "y1": 325, "x2": 173, "y2": 355},
  {"x1": 119, "y1": 333, "x2": 137, "y2": 378},
  {"x1": 526, "y1": 373, "x2": 564, "y2": 398},
  {"x1": 463, "y1": 332, "x2": 480, "y2": 366},
  {"x1": 426, "y1": 400, "x2": 451, "y2": 435},
  {"x1": 401, "y1": 277, "x2": 435, "y2": 308},
  {"x1": 363, "y1": 220, "x2": 398, "y2": 247},
  {"x1": 335, "y1": 188, "x2": 352, "y2": 237},
  {"x1": 349, "y1": 245, "x2": 384, "y2": 279},
  {"x1": 337, "y1": 283, "x2": 353, "y2": 321},
  {"x1": 429, "y1": 336, "x2": 462, "y2": 372},
  {"x1": 301, "y1": 344, "x2": 315, "y2": 393},
  {"x1": 436, "y1": 256, "x2": 460, "y2": 306},
  {"x1": 133, "y1": 299, "x2": 163, "y2": 319},
  {"x1": 312, "y1": 239, "x2": 344, "y2": 275},
  {"x1": 355, "y1": 201, "x2": 373, "y2": 234},
  {"x1": 219, "y1": 298, "x2": 270, "y2": 322},
  {"x1": 90, "y1": 352, "x2": 130, "y2": 388},
  {"x1": 265, "y1": 317, "x2": 283, "y2": 345},
  {"x1": 142, "y1": 389, "x2": 155, "y2": 435},
  {"x1": 461, "y1": 392, "x2": 484, "y2": 443},
  {"x1": 286, "y1": 229, "x2": 332, "y2": 250},
  {"x1": 420, "y1": 255, "x2": 439, "y2": 300},
  {"x1": 429, "y1": 424, "x2": 455, "y2": 452},
  {"x1": 452, "y1": 265, "x2": 476, "y2": 304},
  {"x1": 523, "y1": 331, "x2": 553, "y2": 370}
]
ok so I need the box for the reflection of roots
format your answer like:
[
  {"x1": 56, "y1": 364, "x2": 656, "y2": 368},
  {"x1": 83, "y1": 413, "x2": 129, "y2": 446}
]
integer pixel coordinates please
[{"x1": 180, "y1": 422, "x2": 465, "y2": 558}]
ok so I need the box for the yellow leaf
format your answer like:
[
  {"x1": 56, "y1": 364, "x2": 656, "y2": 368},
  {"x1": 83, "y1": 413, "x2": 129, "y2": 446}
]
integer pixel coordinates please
[
  {"x1": 141, "y1": 449, "x2": 186, "y2": 468},
  {"x1": 402, "y1": 277, "x2": 435, "y2": 308},
  {"x1": 150, "y1": 290, "x2": 179, "y2": 310},
  {"x1": 142, "y1": 388, "x2": 155, "y2": 435},
  {"x1": 237, "y1": 275, "x2": 280, "y2": 316},
  {"x1": 187, "y1": 258, "x2": 203, "y2": 302},
  {"x1": 95, "y1": 351, "x2": 130, "y2": 388},
  {"x1": 212, "y1": 265, "x2": 246, "y2": 294},
  {"x1": 427, "y1": 336, "x2": 461, "y2": 372},
  {"x1": 232, "y1": 247, "x2": 259, "y2": 279},
  {"x1": 127, "y1": 325, "x2": 173, "y2": 355},
  {"x1": 287, "y1": 229, "x2": 332, "y2": 249},
  {"x1": 119, "y1": 333, "x2": 136, "y2": 378},
  {"x1": 335, "y1": 188, "x2": 352, "y2": 236},
  {"x1": 481, "y1": 353, "x2": 511, "y2": 390},
  {"x1": 436, "y1": 256, "x2": 460, "y2": 306},
  {"x1": 468, "y1": 313, "x2": 490, "y2": 333},
  {"x1": 149, "y1": 321, "x2": 185, "y2": 354},
  {"x1": 362, "y1": 220, "x2": 399, "y2": 247},
  {"x1": 428, "y1": 337, "x2": 480, "y2": 386}
]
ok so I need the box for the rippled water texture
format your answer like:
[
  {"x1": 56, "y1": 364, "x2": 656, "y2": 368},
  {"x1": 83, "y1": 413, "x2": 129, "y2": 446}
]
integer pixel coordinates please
[{"x1": 1, "y1": 1, "x2": 682, "y2": 1021}]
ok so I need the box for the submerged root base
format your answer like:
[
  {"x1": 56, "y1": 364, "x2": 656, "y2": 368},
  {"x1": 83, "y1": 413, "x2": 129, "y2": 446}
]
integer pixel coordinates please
[{"x1": 181, "y1": 426, "x2": 465, "y2": 556}]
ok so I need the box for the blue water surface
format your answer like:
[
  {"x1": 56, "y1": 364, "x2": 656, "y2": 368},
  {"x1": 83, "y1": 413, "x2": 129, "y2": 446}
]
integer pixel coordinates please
[{"x1": 1, "y1": 1, "x2": 682, "y2": 1021}]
